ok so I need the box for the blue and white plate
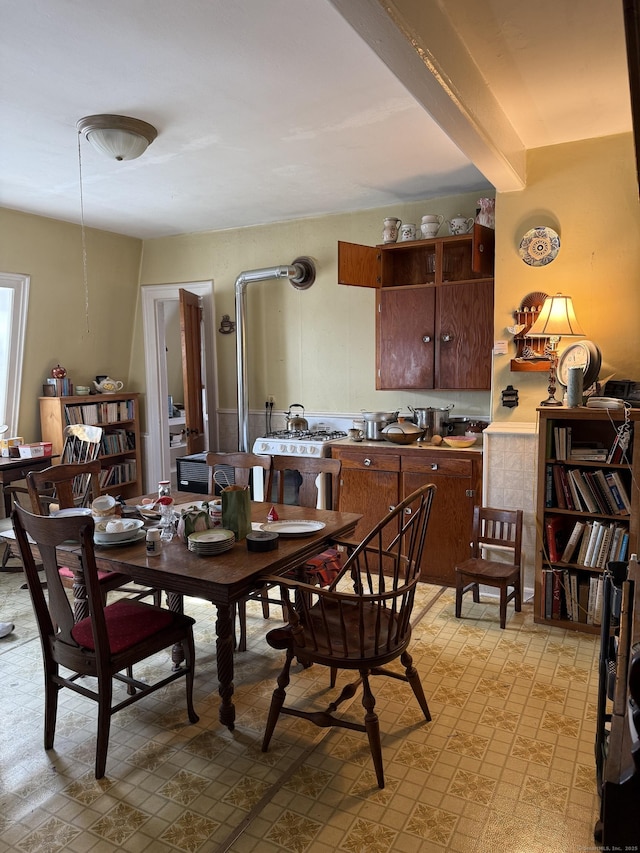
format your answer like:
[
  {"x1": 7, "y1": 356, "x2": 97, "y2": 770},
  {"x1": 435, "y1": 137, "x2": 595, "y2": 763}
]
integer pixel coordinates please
[{"x1": 518, "y1": 226, "x2": 560, "y2": 266}]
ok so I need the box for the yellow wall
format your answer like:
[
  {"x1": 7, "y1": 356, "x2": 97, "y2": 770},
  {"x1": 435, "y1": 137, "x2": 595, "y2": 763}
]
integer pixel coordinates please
[
  {"x1": 493, "y1": 133, "x2": 640, "y2": 420},
  {"x1": 0, "y1": 208, "x2": 142, "y2": 440},
  {"x1": 137, "y1": 190, "x2": 494, "y2": 419}
]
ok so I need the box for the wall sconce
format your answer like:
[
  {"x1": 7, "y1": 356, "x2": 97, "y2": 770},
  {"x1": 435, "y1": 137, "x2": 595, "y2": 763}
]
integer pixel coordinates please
[
  {"x1": 77, "y1": 114, "x2": 158, "y2": 161},
  {"x1": 527, "y1": 293, "x2": 585, "y2": 406}
]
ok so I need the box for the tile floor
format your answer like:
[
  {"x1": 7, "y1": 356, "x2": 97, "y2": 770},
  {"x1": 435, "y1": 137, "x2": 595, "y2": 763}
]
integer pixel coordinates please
[{"x1": 0, "y1": 557, "x2": 601, "y2": 852}]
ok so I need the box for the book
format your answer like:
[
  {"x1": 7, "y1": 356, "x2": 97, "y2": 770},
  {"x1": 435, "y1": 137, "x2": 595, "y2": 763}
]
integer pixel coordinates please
[
  {"x1": 593, "y1": 469, "x2": 619, "y2": 515},
  {"x1": 545, "y1": 515, "x2": 567, "y2": 563},
  {"x1": 576, "y1": 521, "x2": 594, "y2": 565},
  {"x1": 584, "y1": 521, "x2": 603, "y2": 567},
  {"x1": 569, "y1": 469, "x2": 598, "y2": 513},
  {"x1": 605, "y1": 471, "x2": 632, "y2": 514},
  {"x1": 595, "y1": 522, "x2": 615, "y2": 568},
  {"x1": 545, "y1": 464, "x2": 554, "y2": 507},
  {"x1": 552, "y1": 464, "x2": 567, "y2": 509},
  {"x1": 552, "y1": 569, "x2": 563, "y2": 619},
  {"x1": 561, "y1": 520, "x2": 586, "y2": 563},
  {"x1": 563, "y1": 569, "x2": 573, "y2": 620},
  {"x1": 592, "y1": 576, "x2": 604, "y2": 626},
  {"x1": 544, "y1": 569, "x2": 554, "y2": 619},
  {"x1": 577, "y1": 576, "x2": 590, "y2": 623},
  {"x1": 570, "y1": 572, "x2": 579, "y2": 621}
]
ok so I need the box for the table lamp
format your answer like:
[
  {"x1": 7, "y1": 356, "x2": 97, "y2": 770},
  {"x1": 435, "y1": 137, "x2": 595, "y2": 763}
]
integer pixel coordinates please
[{"x1": 526, "y1": 293, "x2": 585, "y2": 406}]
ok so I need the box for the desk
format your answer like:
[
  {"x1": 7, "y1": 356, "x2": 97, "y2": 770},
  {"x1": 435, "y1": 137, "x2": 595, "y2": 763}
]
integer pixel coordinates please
[{"x1": 3, "y1": 494, "x2": 361, "y2": 730}]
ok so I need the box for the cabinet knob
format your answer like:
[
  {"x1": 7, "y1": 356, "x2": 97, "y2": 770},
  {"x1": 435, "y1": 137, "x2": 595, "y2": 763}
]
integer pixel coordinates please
[
  {"x1": 422, "y1": 335, "x2": 432, "y2": 343},
  {"x1": 431, "y1": 463, "x2": 438, "y2": 470},
  {"x1": 441, "y1": 334, "x2": 452, "y2": 343},
  {"x1": 364, "y1": 458, "x2": 372, "y2": 467}
]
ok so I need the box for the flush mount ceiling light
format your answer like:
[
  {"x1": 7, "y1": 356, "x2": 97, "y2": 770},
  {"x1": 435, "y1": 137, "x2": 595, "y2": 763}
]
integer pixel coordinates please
[{"x1": 76, "y1": 114, "x2": 158, "y2": 161}]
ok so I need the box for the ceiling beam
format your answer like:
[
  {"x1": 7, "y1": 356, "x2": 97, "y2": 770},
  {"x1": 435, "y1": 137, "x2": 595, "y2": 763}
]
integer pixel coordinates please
[{"x1": 329, "y1": 0, "x2": 526, "y2": 192}]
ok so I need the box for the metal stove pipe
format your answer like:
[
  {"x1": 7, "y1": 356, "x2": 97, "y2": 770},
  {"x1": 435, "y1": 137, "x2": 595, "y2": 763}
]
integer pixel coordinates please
[{"x1": 235, "y1": 257, "x2": 315, "y2": 452}]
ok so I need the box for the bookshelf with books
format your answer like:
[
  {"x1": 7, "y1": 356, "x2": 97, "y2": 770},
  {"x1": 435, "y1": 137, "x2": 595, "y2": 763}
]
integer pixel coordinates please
[
  {"x1": 535, "y1": 407, "x2": 640, "y2": 633},
  {"x1": 39, "y1": 393, "x2": 142, "y2": 499}
]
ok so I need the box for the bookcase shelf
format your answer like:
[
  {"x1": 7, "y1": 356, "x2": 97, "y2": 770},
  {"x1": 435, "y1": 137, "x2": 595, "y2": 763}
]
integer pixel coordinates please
[
  {"x1": 535, "y1": 407, "x2": 640, "y2": 634},
  {"x1": 39, "y1": 393, "x2": 143, "y2": 500}
]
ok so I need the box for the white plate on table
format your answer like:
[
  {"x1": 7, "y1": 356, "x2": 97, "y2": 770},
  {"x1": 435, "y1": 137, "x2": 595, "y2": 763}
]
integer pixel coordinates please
[
  {"x1": 94, "y1": 530, "x2": 146, "y2": 548},
  {"x1": 260, "y1": 520, "x2": 326, "y2": 536},
  {"x1": 51, "y1": 507, "x2": 92, "y2": 517}
]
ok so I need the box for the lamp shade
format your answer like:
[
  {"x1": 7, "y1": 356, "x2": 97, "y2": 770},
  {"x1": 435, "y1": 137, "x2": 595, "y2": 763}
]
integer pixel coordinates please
[
  {"x1": 527, "y1": 293, "x2": 585, "y2": 338},
  {"x1": 77, "y1": 114, "x2": 157, "y2": 161}
]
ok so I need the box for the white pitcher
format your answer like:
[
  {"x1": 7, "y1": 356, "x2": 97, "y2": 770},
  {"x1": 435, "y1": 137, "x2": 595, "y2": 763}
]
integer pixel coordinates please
[
  {"x1": 420, "y1": 214, "x2": 444, "y2": 238},
  {"x1": 446, "y1": 215, "x2": 474, "y2": 235},
  {"x1": 382, "y1": 217, "x2": 401, "y2": 244}
]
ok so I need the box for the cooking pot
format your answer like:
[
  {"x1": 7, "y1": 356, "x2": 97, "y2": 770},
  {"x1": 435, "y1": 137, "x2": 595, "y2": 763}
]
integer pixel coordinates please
[
  {"x1": 409, "y1": 404, "x2": 454, "y2": 440},
  {"x1": 286, "y1": 404, "x2": 308, "y2": 431},
  {"x1": 361, "y1": 410, "x2": 398, "y2": 441}
]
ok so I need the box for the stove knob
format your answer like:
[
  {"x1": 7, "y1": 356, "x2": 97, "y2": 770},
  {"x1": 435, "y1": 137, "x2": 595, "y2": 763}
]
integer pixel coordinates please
[
  {"x1": 260, "y1": 442, "x2": 269, "y2": 452},
  {"x1": 299, "y1": 445, "x2": 307, "y2": 454},
  {"x1": 279, "y1": 443, "x2": 288, "y2": 453},
  {"x1": 308, "y1": 445, "x2": 318, "y2": 455}
]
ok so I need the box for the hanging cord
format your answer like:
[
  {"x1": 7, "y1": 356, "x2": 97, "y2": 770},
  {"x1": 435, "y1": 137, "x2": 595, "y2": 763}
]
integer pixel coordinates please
[{"x1": 77, "y1": 132, "x2": 90, "y2": 333}]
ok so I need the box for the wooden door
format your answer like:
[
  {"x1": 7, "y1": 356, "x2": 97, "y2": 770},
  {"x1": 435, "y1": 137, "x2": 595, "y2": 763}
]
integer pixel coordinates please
[
  {"x1": 333, "y1": 448, "x2": 400, "y2": 544},
  {"x1": 402, "y1": 454, "x2": 480, "y2": 585},
  {"x1": 436, "y1": 279, "x2": 494, "y2": 390},
  {"x1": 179, "y1": 289, "x2": 205, "y2": 454},
  {"x1": 376, "y1": 286, "x2": 436, "y2": 390}
]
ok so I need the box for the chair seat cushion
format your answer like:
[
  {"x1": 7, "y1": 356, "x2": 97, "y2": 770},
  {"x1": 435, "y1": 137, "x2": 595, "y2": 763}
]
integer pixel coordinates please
[
  {"x1": 71, "y1": 599, "x2": 177, "y2": 653},
  {"x1": 455, "y1": 557, "x2": 520, "y2": 583},
  {"x1": 59, "y1": 565, "x2": 129, "y2": 585}
]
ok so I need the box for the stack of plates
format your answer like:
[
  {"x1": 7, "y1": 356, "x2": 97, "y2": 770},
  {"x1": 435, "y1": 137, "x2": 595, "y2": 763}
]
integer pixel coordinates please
[{"x1": 187, "y1": 528, "x2": 235, "y2": 555}]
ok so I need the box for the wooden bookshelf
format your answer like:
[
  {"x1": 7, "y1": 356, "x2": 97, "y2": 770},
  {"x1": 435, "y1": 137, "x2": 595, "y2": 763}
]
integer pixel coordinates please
[
  {"x1": 39, "y1": 393, "x2": 142, "y2": 499},
  {"x1": 535, "y1": 407, "x2": 640, "y2": 633}
]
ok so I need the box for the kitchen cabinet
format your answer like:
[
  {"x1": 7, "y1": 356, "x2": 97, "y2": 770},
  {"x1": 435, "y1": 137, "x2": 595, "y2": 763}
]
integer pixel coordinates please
[
  {"x1": 39, "y1": 393, "x2": 142, "y2": 499},
  {"x1": 338, "y1": 225, "x2": 494, "y2": 390},
  {"x1": 332, "y1": 440, "x2": 482, "y2": 585}
]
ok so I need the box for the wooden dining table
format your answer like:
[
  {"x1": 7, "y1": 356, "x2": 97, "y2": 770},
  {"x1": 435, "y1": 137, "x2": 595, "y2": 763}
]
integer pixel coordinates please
[{"x1": 4, "y1": 492, "x2": 361, "y2": 730}]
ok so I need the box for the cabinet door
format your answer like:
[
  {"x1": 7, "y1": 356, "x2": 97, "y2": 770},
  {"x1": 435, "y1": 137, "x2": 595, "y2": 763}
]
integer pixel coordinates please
[
  {"x1": 436, "y1": 279, "x2": 494, "y2": 390},
  {"x1": 338, "y1": 241, "x2": 380, "y2": 287},
  {"x1": 376, "y1": 286, "x2": 435, "y2": 390},
  {"x1": 333, "y1": 449, "x2": 400, "y2": 544},
  {"x1": 402, "y1": 455, "x2": 479, "y2": 585}
]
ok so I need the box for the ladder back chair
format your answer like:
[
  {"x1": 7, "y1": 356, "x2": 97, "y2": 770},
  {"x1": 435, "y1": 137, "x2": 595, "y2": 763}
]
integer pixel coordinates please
[
  {"x1": 12, "y1": 503, "x2": 198, "y2": 779},
  {"x1": 261, "y1": 482, "x2": 436, "y2": 789},
  {"x1": 206, "y1": 452, "x2": 273, "y2": 651},
  {"x1": 26, "y1": 461, "x2": 161, "y2": 615},
  {"x1": 454, "y1": 506, "x2": 524, "y2": 629}
]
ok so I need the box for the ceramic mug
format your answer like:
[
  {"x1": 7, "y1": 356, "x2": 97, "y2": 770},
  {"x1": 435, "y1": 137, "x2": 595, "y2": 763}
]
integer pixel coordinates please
[
  {"x1": 399, "y1": 223, "x2": 416, "y2": 241},
  {"x1": 348, "y1": 428, "x2": 364, "y2": 442}
]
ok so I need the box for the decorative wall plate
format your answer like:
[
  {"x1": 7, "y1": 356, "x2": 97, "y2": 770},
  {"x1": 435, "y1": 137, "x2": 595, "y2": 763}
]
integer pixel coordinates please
[
  {"x1": 518, "y1": 227, "x2": 560, "y2": 266},
  {"x1": 557, "y1": 340, "x2": 602, "y2": 388}
]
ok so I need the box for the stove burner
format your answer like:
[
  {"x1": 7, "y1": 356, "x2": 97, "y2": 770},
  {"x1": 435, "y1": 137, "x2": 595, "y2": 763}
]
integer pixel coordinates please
[{"x1": 260, "y1": 428, "x2": 347, "y2": 441}]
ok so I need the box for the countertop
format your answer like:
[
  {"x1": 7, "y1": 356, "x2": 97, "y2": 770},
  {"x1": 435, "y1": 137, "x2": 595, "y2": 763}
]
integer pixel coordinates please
[{"x1": 331, "y1": 437, "x2": 483, "y2": 454}]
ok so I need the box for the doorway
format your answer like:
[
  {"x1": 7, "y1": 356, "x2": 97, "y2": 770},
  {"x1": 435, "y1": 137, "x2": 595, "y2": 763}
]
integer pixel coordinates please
[{"x1": 141, "y1": 281, "x2": 218, "y2": 492}]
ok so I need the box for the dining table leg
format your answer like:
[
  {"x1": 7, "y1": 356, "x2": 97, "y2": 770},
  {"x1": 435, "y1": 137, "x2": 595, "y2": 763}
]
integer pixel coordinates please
[
  {"x1": 166, "y1": 592, "x2": 186, "y2": 670},
  {"x1": 215, "y1": 602, "x2": 236, "y2": 730}
]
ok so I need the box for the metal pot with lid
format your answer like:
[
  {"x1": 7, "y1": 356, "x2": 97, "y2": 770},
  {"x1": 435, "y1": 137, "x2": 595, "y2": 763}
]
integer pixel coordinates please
[
  {"x1": 409, "y1": 404, "x2": 454, "y2": 440},
  {"x1": 286, "y1": 404, "x2": 308, "y2": 431},
  {"x1": 361, "y1": 410, "x2": 398, "y2": 441}
]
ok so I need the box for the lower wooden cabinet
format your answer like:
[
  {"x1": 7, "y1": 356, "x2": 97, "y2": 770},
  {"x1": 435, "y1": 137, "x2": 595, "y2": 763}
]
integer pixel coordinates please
[{"x1": 332, "y1": 442, "x2": 482, "y2": 585}]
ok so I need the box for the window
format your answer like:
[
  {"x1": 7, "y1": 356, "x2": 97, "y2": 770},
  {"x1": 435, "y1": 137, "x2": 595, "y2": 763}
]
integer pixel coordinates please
[{"x1": 0, "y1": 273, "x2": 30, "y2": 431}]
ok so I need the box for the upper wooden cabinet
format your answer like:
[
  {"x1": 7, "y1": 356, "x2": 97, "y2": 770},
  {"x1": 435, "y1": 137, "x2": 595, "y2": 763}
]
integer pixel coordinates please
[
  {"x1": 338, "y1": 225, "x2": 495, "y2": 390},
  {"x1": 338, "y1": 224, "x2": 494, "y2": 288}
]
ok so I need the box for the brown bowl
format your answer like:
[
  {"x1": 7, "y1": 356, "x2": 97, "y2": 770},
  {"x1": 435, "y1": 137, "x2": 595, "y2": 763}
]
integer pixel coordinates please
[{"x1": 382, "y1": 425, "x2": 424, "y2": 445}]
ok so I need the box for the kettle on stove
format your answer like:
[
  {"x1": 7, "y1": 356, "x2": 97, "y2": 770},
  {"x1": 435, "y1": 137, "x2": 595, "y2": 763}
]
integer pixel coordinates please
[{"x1": 286, "y1": 404, "x2": 308, "y2": 431}]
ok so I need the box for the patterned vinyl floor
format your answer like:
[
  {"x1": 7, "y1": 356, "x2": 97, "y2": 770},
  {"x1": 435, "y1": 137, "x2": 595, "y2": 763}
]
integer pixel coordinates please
[{"x1": 0, "y1": 557, "x2": 601, "y2": 852}]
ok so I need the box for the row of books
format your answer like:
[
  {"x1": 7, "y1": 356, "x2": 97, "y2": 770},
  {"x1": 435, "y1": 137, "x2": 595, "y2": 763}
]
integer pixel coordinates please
[
  {"x1": 543, "y1": 568, "x2": 603, "y2": 625},
  {"x1": 99, "y1": 430, "x2": 136, "y2": 457},
  {"x1": 552, "y1": 425, "x2": 628, "y2": 464},
  {"x1": 64, "y1": 400, "x2": 135, "y2": 426},
  {"x1": 43, "y1": 377, "x2": 74, "y2": 396},
  {"x1": 98, "y1": 461, "x2": 137, "y2": 488},
  {"x1": 546, "y1": 464, "x2": 631, "y2": 515},
  {"x1": 545, "y1": 514, "x2": 629, "y2": 566}
]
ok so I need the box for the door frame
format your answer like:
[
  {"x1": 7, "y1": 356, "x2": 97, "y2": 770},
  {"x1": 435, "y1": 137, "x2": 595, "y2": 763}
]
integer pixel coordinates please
[{"x1": 141, "y1": 280, "x2": 217, "y2": 491}]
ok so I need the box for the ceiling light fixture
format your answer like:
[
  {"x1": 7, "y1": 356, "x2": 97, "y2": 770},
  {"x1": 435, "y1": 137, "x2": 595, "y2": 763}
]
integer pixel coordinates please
[{"x1": 76, "y1": 114, "x2": 158, "y2": 161}]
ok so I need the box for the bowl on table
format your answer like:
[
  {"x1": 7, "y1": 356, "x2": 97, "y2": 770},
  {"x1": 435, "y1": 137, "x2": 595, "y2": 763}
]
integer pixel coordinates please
[
  {"x1": 93, "y1": 518, "x2": 144, "y2": 544},
  {"x1": 442, "y1": 436, "x2": 477, "y2": 448}
]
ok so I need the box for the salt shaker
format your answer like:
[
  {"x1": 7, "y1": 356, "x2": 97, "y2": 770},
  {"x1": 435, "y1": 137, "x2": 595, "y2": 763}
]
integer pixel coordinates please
[{"x1": 146, "y1": 527, "x2": 161, "y2": 555}]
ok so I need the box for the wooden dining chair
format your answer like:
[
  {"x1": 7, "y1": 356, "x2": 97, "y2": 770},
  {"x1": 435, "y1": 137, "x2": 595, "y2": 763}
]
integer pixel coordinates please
[
  {"x1": 261, "y1": 482, "x2": 436, "y2": 789},
  {"x1": 454, "y1": 506, "x2": 524, "y2": 629},
  {"x1": 26, "y1": 461, "x2": 161, "y2": 611},
  {"x1": 205, "y1": 452, "x2": 273, "y2": 651},
  {"x1": 12, "y1": 503, "x2": 199, "y2": 779}
]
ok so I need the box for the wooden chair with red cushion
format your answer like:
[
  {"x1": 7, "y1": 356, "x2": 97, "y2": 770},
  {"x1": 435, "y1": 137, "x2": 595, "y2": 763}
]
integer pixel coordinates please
[
  {"x1": 261, "y1": 482, "x2": 436, "y2": 789},
  {"x1": 454, "y1": 506, "x2": 524, "y2": 629},
  {"x1": 12, "y1": 502, "x2": 198, "y2": 779}
]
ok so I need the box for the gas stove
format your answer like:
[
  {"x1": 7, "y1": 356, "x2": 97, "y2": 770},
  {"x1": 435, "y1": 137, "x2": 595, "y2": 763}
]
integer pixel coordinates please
[{"x1": 252, "y1": 427, "x2": 347, "y2": 457}]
